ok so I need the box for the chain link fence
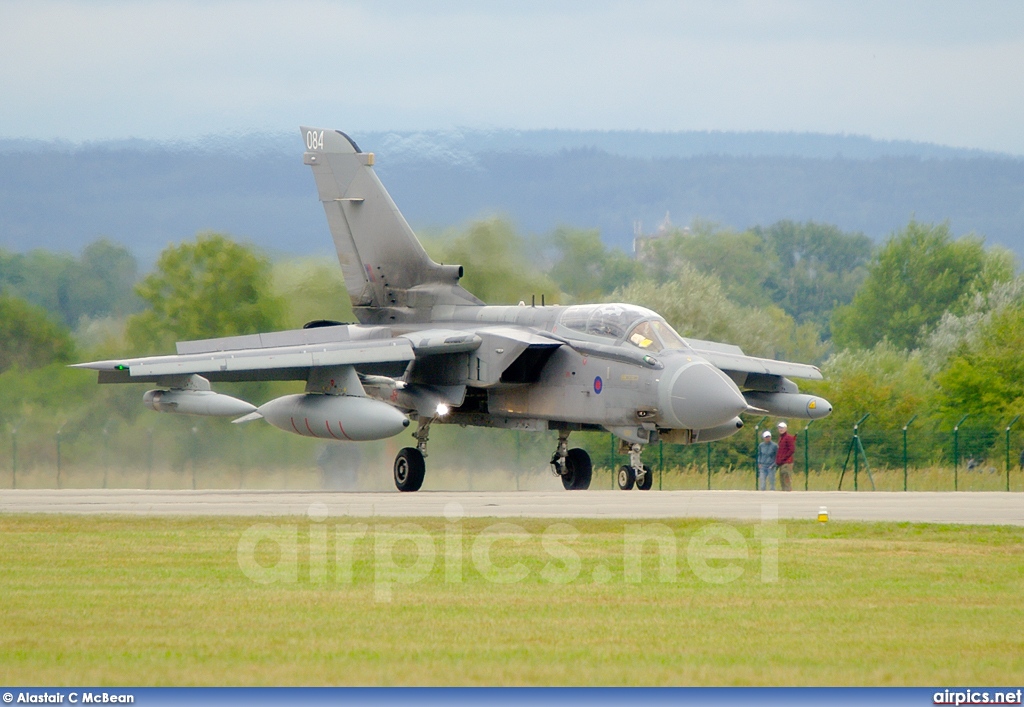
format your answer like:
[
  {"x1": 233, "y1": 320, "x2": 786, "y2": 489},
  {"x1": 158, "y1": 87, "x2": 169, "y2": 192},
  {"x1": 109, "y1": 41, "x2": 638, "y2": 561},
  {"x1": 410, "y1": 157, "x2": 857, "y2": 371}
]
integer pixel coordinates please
[{"x1": 3, "y1": 415, "x2": 1023, "y2": 491}]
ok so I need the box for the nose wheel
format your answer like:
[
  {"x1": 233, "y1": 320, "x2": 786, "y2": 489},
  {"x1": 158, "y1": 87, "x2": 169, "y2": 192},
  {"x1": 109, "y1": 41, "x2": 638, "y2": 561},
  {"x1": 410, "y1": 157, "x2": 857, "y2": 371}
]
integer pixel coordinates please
[
  {"x1": 618, "y1": 443, "x2": 653, "y2": 491},
  {"x1": 617, "y1": 464, "x2": 652, "y2": 490},
  {"x1": 617, "y1": 465, "x2": 635, "y2": 490}
]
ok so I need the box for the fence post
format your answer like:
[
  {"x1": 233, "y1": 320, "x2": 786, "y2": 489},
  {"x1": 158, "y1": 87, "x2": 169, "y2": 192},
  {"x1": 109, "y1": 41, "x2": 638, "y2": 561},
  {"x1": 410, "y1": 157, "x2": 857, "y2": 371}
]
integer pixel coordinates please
[
  {"x1": 706, "y1": 442, "x2": 712, "y2": 490},
  {"x1": 610, "y1": 433, "x2": 616, "y2": 489},
  {"x1": 658, "y1": 439, "x2": 663, "y2": 491},
  {"x1": 10, "y1": 426, "x2": 17, "y2": 489},
  {"x1": 56, "y1": 425, "x2": 64, "y2": 489},
  {"x1": 515, "y1": 431, "x2": 521, "y2": 491},
  {"x1": 953, "y1": 414, "x2": 968, "y2": 492},
  {"x1": 853, "y1": 424, "x2": 859, "y2": 492},
  {"x1": 855, "y1": 414, "x2": 869, "y2": 491},
  {"x1": 803, "y1": 419, "x2": 813, "y2": 491},
  {"x1": 753, "y1": 416, "x2": 767, "y2": 490},
  {"x1": 102, "y1": 423, "x2": 111, "y2": 490},
  {"x1": 192, "y1": 426, "x2": 200, "y2": 490},
  {"x1": 902, "y1": 414, "x2": 918, "y2": 492},
  {"x1": 146, "y1": 429, "x2": 154, "y2": 489},
  {"x1": 1005, "y1": 415, "x2": 1020, "y2": 493},
  {"x1": 838, "y1": 413, "x2": 870, "y2": 491}
]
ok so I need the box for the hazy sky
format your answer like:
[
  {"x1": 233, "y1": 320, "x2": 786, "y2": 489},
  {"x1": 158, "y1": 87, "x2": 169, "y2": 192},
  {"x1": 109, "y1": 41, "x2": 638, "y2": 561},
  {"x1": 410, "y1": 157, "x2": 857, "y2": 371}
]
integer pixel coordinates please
[{"x1": 3, "y1": 1, "x2": 1024, "y2": 154}]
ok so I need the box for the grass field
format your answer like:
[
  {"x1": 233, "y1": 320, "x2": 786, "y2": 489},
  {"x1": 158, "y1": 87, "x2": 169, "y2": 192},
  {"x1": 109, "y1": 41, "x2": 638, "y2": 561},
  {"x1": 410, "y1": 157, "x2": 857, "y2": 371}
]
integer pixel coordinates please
[{"x1": 1, "y1": 514, "x2": 1022, "y2": 685}]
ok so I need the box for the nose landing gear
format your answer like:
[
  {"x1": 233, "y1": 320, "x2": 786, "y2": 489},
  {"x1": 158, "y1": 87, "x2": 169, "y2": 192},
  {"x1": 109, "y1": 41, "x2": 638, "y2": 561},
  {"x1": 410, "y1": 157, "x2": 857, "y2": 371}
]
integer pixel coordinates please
[{"x1": 617, "y1": 443, "x2": 653, "y2": 491}]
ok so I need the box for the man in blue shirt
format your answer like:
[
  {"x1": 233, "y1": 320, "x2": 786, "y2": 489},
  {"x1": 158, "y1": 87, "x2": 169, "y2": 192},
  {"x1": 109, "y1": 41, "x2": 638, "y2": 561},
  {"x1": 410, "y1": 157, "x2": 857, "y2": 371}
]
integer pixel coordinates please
[{"x1": 758, "y1": 430, "x2": 779, "y2": 491}]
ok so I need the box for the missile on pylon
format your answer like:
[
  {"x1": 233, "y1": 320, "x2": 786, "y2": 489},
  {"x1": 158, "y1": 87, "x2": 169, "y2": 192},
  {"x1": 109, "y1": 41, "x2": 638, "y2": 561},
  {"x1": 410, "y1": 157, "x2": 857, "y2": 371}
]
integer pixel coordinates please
[
  {"x1": 743, "y1": 392, "x2": 832, "y2": 420},
  {"x1": 143, "y1": 389, "x2": 257, "y2": 417}
]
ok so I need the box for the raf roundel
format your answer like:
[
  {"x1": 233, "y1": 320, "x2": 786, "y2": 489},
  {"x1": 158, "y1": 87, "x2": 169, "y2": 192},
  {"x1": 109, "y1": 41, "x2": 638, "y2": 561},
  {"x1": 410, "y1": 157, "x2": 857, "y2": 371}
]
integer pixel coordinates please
[{"x1": 593, "y1": 376, "x2": 603, "y2": 394}]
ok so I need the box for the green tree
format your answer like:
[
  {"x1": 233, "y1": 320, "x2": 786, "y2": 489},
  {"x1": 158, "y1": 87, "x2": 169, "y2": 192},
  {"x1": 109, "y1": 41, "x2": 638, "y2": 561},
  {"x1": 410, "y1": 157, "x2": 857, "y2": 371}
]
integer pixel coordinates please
[
  {"x1": 921, "y1": 278, "x2": 1024, "y2": 374},
  {"x1": 805, "y1": 342, "x2": 934, "y2": 467},
  {"x1": 756, "y1": 220, "x2": 872, "y2": 330},
  {"x1": 613, "y1": 263, "x2": 826, "y2": 362},
  {"x1": 423, "y1": 218, "x2": 561, "y2": 305},
  {"x1": 641, "y1": 223, "x2": 775, "y2": 307},
  {"x1": 638, "y1": 220, "x2": 871, "y2": 334},
  {"x1": 0, "y1": 294, "x2": 76, "y2": 373},
  {"x1": 830, "y1": 221, "x2": 1015, "y2": 351},
  {"x1": 67, "y1": 239, "x2": 141, "y2": 323},
  {"x1": 548, "y1": 227, "x2": 641, "y2": 302},
  {"x1": 0, "y1": 249, "x2": 74, "y2": 322},
  {"x1": 126, "y1": 233, "x2": 285, "y2": 354},
  {"x1": 934, "y1": 302, "x2": 1024, "y2": 419},
  {"x1": 0, "y1": 239, "x2": 140, "y2": 328},
  {"x1": 272, "y1": 257, "x2": 355, "y2": 329}
]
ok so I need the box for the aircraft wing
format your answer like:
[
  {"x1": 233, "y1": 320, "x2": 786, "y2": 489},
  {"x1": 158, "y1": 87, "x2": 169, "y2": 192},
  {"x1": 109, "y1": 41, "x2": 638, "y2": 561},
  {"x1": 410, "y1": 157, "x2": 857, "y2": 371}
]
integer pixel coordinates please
[
  {"x1": 73, "y1": 325, "x2": 481, "y2": 385},
  {"x1": 684, "y1": 338, "x2": 823, "y2": 381}
]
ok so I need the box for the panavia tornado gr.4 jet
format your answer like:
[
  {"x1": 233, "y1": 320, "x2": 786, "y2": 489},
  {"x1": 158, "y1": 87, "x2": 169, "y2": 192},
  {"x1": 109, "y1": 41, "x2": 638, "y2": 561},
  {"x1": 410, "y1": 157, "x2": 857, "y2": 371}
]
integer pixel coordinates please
[{"x1": 75, "y1": 127, "x2": 832, "y2": 492}]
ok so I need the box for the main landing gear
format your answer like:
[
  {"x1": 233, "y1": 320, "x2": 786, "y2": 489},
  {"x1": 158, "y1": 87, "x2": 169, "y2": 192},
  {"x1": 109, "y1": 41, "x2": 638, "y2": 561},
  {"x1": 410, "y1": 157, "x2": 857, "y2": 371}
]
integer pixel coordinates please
[
  {"x1": 617, "y1": 443, "x2": 653, "y2": 491},
  {"x1": 551, "y1": 430, "x2": 593, "y2": 490},
  {"x1": 393, "y1": 416, "x2": 430, "y2": 492},
  {"x1": 393, "y1": 419, "x2": 599, "y2": 493}
]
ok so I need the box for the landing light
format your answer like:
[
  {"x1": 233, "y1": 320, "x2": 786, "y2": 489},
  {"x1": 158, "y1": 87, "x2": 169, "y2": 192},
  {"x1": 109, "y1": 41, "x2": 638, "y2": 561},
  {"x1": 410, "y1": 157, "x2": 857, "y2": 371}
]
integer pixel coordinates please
[{"x1": 436, "y1": 404, "x2": 450, "y2": 417}]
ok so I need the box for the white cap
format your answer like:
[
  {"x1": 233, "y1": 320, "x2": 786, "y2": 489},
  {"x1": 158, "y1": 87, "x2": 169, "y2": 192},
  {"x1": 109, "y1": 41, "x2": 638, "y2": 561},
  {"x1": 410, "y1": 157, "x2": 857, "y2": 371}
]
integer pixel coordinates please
[
  {"x1": 762, "y1": 430, "x2": 771, "y2": 438},
  {"x1": 777, "y1": 421, "x2": 788, "y2": 429}
]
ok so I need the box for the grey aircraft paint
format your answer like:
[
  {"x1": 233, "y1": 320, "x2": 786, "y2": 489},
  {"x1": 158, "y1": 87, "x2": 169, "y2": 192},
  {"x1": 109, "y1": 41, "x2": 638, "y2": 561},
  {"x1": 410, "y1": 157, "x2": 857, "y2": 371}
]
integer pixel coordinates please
[{"x1": 74, "y1": 127, "x2": 832, "y2": 492}]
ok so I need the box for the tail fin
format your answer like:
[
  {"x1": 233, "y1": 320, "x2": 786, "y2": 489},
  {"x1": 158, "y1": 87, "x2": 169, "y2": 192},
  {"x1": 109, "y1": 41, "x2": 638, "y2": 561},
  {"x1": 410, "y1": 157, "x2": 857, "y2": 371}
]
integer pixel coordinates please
[{"x1": 301, "y1": 127, "x2": 481, "y2": 323}]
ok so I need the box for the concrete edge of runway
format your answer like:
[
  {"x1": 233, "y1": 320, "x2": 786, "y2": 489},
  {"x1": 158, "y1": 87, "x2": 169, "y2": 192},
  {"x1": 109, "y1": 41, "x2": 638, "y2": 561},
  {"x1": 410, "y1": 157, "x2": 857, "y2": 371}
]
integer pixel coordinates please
[{"x1": 0, "y1": 489, "x2": 1021, "y2": 525}]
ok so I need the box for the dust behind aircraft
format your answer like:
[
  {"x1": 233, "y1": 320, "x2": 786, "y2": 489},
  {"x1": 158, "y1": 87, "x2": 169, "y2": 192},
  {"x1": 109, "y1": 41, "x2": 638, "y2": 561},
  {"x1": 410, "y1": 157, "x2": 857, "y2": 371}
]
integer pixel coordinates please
[{"x1": 75, "y1": 127, "x2": 832, "y2": 492}]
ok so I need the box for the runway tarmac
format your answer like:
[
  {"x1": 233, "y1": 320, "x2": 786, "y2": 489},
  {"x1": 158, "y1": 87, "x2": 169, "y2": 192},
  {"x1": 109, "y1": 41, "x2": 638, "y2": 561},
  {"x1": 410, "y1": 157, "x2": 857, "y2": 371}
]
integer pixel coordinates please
[{"x1": 0, "y1": 489, "x2": 1021, "y2": 525}]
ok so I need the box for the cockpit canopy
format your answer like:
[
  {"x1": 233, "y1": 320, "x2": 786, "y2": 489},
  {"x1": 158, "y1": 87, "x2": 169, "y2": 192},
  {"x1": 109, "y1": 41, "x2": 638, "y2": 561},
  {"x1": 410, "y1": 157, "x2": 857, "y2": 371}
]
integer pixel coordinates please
[{"x1": 558, "y1": 304, "x2": 690, "y2": 353}]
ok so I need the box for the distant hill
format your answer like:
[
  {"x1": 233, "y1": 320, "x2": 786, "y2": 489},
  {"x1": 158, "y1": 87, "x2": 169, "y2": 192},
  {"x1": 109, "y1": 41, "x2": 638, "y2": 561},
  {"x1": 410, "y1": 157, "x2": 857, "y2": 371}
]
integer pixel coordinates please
[
  {"x1": 360, "y1": 128, "x2": 1003, "y2": 162},
  {"x1": 1, "y1": 130, "x2": 1022, "y2": 264}
]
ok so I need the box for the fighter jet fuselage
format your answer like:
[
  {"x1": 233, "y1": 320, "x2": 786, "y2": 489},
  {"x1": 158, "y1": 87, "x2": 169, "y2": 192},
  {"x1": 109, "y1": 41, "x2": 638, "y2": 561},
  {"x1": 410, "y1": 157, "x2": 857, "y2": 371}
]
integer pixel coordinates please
[{"x1": 76, "y1": 127, "x2": 832, "y2": 492}]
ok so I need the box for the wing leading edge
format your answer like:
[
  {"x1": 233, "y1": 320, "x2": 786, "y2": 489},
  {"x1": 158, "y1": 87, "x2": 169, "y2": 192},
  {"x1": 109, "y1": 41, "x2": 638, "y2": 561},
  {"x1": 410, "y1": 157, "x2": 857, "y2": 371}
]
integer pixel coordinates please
[
  {"x1": 74, "y1": 337, "x2": 414, "y2": 384},
  {"x1": 73, "y1": 325, "x2": 489, "y2": 386},
  {"x1": 684, "y1": 338, "x2": 822, "y2": 381}
]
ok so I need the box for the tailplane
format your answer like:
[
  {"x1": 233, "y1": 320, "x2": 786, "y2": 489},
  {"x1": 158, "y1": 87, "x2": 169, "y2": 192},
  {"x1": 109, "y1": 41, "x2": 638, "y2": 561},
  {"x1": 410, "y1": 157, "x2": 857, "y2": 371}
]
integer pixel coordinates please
[{"x1": 301, "y1": 126, "x2": 481, "y2": 323}]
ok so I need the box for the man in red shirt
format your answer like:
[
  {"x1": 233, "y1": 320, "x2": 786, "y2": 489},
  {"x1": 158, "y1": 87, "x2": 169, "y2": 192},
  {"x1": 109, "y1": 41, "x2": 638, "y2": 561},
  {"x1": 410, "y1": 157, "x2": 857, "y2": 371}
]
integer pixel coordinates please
[{"x1": 775, "y1": 421, "x2": 796, "y2": 491}]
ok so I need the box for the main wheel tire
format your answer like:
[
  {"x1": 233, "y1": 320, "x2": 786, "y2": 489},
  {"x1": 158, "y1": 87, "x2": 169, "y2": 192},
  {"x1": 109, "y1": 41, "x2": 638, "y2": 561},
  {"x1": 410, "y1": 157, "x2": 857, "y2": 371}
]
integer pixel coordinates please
[
  {"x1": 394, "y1": 447, "x2": 426, "y2": 492},
  {"x1": 637, "y1": 464, "x2": 654, "y2": 490},
  {"x1": 617, "y1": 464, "x2": 635, "y2": 491},
  {"x1": 561, "y1": 448, "x2": 593, "y2": 490}
]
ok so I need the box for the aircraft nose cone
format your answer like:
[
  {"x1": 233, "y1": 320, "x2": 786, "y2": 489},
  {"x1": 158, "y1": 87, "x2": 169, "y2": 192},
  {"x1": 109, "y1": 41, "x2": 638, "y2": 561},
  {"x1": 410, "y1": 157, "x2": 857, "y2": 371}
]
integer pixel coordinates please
[{"x1": 664, "y1": 359, "x2": 748, "y2": 430}]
